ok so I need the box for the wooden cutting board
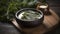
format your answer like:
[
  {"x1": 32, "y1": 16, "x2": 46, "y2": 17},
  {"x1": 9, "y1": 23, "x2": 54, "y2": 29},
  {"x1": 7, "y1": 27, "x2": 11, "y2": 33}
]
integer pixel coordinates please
[{"x1": 12, "y1": 9, "x2": 60, "y2": 34}]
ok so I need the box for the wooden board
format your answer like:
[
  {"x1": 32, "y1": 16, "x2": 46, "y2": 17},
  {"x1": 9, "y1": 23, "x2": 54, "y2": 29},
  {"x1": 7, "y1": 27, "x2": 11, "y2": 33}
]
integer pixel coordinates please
[{"x1": 12, "y1": 9, "x2": 60, "y2": 34}]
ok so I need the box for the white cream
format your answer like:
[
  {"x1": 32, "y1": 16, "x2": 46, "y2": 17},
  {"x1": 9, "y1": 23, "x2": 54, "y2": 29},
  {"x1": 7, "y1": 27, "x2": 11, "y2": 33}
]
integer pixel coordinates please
[
  {"x1": 18, "y1": 12, "x2": 25, "y2": 19},
  {"x1": 39, "y1": 5, "x2": 47, "y2": 8}
]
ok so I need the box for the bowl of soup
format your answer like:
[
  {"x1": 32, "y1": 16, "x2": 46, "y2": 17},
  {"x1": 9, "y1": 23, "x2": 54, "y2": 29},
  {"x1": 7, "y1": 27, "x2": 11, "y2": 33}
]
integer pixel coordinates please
[{"x1": 15, "y1": 8, "x2": 44, "y2": 28}]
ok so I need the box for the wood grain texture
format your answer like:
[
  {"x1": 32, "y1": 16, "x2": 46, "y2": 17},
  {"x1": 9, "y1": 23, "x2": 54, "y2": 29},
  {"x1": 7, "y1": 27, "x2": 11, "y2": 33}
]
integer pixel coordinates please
[
  {"x1": 43, "y1": 9, "x2": 60, "y2": 28},
  {"x1": 12, "y1": 9, "x2": 60, "y2": 34}
]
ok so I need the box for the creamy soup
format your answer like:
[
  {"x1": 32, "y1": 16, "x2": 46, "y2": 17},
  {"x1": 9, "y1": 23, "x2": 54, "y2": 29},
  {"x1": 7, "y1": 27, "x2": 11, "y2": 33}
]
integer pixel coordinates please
[{"x1": 18, "y1": 10, "x2": 42, "y2": 21}]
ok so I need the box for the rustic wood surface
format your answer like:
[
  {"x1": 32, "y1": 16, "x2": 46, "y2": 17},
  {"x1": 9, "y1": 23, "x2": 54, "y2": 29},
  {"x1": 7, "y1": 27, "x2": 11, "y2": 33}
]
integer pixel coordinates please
[{"x1": 12, "y1": 9, "x2": 60, "y2": 34}]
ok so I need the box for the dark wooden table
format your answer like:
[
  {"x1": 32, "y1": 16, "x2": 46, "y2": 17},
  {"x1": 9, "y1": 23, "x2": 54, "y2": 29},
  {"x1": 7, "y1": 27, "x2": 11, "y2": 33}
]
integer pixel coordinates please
[{"x1": 0, "y1": 0, "x2": 60, "y2": 34}]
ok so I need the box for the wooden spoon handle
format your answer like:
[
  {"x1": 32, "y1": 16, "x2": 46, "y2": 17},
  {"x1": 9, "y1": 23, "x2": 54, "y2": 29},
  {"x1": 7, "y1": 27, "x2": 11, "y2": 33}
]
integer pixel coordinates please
[{"x1": 11, "y1": 18, "x2": 22, "y2": 30}]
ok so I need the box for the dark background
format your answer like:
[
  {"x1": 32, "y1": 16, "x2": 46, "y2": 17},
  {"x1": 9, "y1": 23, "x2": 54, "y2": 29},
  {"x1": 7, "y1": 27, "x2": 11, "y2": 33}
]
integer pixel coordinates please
[{"x1": 0, "y1": 0, "x2": 60, "y2": 34}]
